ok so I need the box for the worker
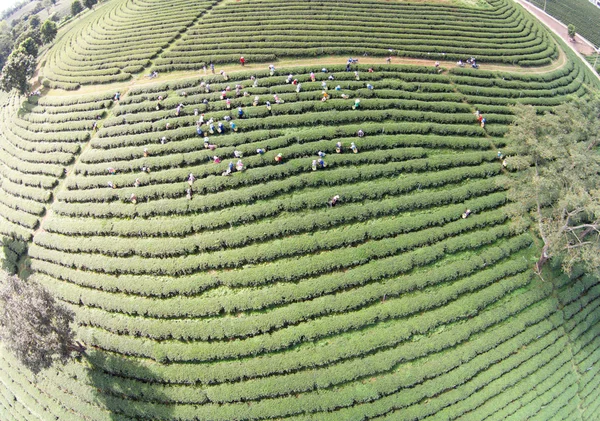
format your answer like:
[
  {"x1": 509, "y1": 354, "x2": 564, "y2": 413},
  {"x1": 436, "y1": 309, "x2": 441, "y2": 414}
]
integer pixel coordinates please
[
  {"x1": 353, "y1": 98, "x2": 361, "y2": 110},
  {"x1": 327, "y1": 195, "x2": 340, "y2": 207}
]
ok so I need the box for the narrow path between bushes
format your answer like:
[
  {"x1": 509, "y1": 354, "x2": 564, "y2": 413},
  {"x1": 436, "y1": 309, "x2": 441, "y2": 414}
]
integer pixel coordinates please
[
  {"x1": 45, "y1": 47, "x2": 568, "y2": 98},
  {"x1": 30, "y1": 95, "x2": 128, "y2": 240}
]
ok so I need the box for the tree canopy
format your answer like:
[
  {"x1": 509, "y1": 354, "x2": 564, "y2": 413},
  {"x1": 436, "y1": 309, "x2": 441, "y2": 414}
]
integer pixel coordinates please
[
  {"x1": 18, "y1": 36, "x2": 38, "y2": 57},
  {"x1": 0, "y1": 47, "x2": 35, "y2": 94},
  {"x1": 71, "y1": 0, "x2": 83, "y2": 16},
  {"x1": 505, "y1": 96, "x2": 600, "y2": 275},
  {"x1": 40, "y1": 19, "x2": 57, "y2": 44},
  {"x1": 84, "y1": 0, "x2": 98, "y2": 10},
  {"x1": 0, "y1": 273, "x2": 82, "y2": 374}
]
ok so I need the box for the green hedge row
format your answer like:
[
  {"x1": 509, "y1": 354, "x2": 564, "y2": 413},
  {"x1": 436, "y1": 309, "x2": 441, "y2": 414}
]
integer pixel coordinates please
[
  {"x1": 71, "y1": 235, "x2": 538, "y2": 366},
  {"x1": 36, "y1": 186, "x2": 505, "y2": 261},
  {"x1": 39, "y1": 215, "x2": 517, "y2": 319},
  {"x1": 62, "y1": 235, "x2": 527, "y2": 347},
  {"x1": 61, "y1": 151, "x2": 497, "y2": 205},
  {"x1": 73, "y1": 270, "x2": 535, "y2": 406},
  {"x1": 32, "y1": 275, "x2": 551, "y2": 414},
  {"x1": 67, "y1": 282, "x2": 552, "y2": 419},
  {"x1": 48, "y1": 174, "x2": 499, "y2": 237},
  {"x1": 32, "y1": 193, "x2": 508, "y2": 276},
  {"x1": 47, "y1": 251, "x2": 545, "y2": 390},
  {"x1": 55, "y1": 159, "x2": 500, "y2": 219}
]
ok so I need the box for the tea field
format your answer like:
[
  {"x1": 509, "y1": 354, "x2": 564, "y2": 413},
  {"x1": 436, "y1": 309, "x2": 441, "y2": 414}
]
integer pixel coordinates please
[{"x1": 1, "y1": 0, "x2": 600, "y2": 419}]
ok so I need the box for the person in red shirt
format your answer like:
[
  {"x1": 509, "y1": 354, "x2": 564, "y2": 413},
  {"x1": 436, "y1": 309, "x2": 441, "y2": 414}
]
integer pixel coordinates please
[{"x1": 240, "y1": 56, "x2": 245, "y2": 66}]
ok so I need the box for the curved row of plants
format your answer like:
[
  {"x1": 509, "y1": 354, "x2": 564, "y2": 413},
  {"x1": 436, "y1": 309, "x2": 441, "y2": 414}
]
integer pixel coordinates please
[
  {"x1": 0, "y1": 57, "x2": 592, "y2": 420},
  {"x1": 156, "y1": 0, "x2": 558, "y2": 73}
]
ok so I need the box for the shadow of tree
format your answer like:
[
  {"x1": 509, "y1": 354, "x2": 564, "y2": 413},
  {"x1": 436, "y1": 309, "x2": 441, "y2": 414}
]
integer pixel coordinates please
[{"x1": 84, "y1": 349, "x2": 175, "y2": 420}]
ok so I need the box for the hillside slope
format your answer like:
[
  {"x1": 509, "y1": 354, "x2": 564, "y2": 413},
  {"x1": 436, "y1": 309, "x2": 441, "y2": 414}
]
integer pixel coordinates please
[{"x1": 0, "y1": 0, "x2": 599, "y2": 420}]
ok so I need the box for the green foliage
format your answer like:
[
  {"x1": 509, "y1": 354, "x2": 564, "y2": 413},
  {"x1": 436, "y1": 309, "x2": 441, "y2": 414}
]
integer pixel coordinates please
[
  {"x1": 17, "y1": 37, "x2": 37, "y2": 58},
  {"x1": 0, "y1": 49, "x2": 35, "y2": 94},
  {"x1": 506, "y1": 96, "x2": 600, "y2": 274},
  {"x1": 0, "y1": 273, "x2": 78, "y2": 374},
  {"x1": 1, "y1": 235, "x2": 28, "y2": 275},
  {"x1": 40, "y1": 20, "x2": 57, "y2": 44},
  {"x1": 0, "y1": 8, "x2": 599, "y2": 417},
  {"x1": 28, "y1": 15, "x2": 40, "y2": 29},
  {"x1": 568, "y1": 24, "x2": 577, "y2": 39},
  {"x1": 70, "y1": 0, "x2": 83, "y2": 16},
  {"x1": 83, "y1": 0, "x2": 97, "y2": 9}
]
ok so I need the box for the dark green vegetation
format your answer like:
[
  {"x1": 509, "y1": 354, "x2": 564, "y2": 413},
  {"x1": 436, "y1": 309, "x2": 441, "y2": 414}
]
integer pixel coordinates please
[
  {"x1": 526, "y1": 0, "x2": 600, "y2": 47},
  {"x1": 0, "y1": 0, "x2": 600, "y2": 419}
]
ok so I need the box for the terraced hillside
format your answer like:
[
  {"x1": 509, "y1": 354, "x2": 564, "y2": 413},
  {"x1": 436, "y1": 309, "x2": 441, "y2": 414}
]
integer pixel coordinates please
[
  {"x1": 1, "y1": 0, "x2": 600, "y2": 420},
  {"x1": 41, "y1": 0, "x2": 559, "y2": 87},
  {"x1": 43, "y1": 0, "x2": 218, "y2": 88}
]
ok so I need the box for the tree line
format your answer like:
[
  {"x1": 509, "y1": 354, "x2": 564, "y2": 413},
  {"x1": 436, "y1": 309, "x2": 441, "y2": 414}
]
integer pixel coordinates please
[{"x1": 0, "y1": 0, "x2": 99, "y2": 95}]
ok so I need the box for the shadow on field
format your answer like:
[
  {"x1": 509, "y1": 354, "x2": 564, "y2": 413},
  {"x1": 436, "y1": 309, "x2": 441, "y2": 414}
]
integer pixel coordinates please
[{"x1": 85, "y1": 349, "x2": 174, "y2": 420}]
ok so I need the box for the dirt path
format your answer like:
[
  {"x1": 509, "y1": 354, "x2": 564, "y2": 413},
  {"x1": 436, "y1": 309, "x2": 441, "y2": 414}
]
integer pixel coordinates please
[
  {"x1": 45, "y1": 50, "x2": 568, "y2": 97},
  {"x1": 513, "y1": 0, "x2": 596, "y2": 55}
]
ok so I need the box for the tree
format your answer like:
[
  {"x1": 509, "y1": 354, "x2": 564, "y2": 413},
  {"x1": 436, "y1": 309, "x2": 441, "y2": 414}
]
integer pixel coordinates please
[
  {"x1": 568, "y1": 24, "x2": 576, "y2": 40},
  {"x1": 19, "y1": 36, "x2": 38, "y2": 57},
  {"x1": 84, "y1": 0, "x2": 97, "y2": 9},
  {"x1": 71, "y1": 0, "x2": 83, "y2": 16},
  {"x1": 29, "y1": 15, "x2": 41, "y2": 29},
  {"x1": 505, "y1": 97, "x2": 600, "y2": 275},
  {"x1": 0, "y1": 273, "x2": 84, "y2": 374},
  {"x1": 14, "y1": 27, "x2": 42, "y2": 47},
  {"x1": 40, "y1": 19, "x2": 57, "y2": 44},
  {"x1": 0, "y1": 23, "x2": 12, "y2": 70},
  {"x1": 0, "y1": 48, "x2": 36, "y2": 94}
]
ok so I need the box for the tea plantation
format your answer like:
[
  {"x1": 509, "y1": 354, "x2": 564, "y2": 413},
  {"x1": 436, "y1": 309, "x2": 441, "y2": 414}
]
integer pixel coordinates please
[{"x1": 0, "y1": 0, "x2": 600, "y2": 419}]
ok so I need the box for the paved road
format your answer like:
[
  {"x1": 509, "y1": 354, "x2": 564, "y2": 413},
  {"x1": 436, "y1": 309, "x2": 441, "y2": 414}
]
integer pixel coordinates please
[{"x1": 513, "y1": 0, "x2": 596, "y2": 55}]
